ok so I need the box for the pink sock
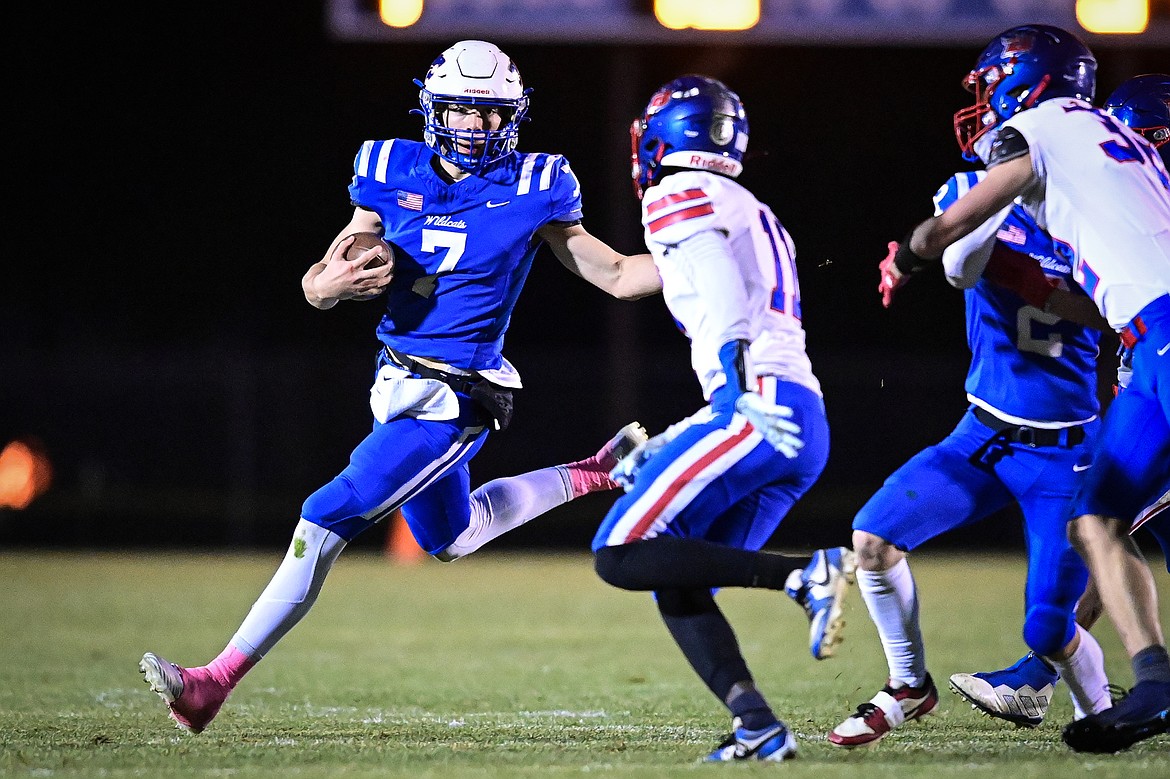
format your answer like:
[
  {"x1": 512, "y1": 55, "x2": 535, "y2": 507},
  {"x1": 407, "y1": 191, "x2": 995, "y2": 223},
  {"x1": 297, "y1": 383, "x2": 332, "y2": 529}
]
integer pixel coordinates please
[
  {"x1": 203, "y1": 645, "x2": 257, "y2": 690},
  {"x1": 562, "y1": 458, "x2": 617, "y2": 498}
]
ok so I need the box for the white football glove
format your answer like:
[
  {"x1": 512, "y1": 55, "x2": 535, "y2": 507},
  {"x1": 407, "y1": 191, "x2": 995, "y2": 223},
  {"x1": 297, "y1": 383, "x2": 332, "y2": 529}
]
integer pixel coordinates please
[
  {"x1": 609, "y1": 434, "x2": 666, "y2": 492},
  {"x1": 734, "y1": 393, "x2": 804, "y2": 458},
  {"x1": 608, "y1": 406, "x2": 717, "y2": 492}
]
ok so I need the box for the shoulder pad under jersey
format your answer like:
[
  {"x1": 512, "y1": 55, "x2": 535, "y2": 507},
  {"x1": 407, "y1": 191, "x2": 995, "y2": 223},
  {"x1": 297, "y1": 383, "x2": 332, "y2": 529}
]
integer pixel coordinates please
[{"x1": 987, "y1": 127, "x2": 1030, "y2": 167}]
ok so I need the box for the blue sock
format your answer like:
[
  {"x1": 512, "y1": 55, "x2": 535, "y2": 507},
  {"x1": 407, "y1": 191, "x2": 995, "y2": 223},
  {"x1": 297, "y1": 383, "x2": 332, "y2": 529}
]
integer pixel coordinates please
[
  {"x1": 728, "y1": 686, "x2": 776, "y2": 731},
  {"x1": 1132, "y1": 644, "x2": 1170, "y2": 685}
]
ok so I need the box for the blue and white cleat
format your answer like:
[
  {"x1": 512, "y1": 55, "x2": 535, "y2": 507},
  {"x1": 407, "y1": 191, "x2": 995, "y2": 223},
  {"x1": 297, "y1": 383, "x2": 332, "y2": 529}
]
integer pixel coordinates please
[
  {"x1": 949, "y1": 652, "x2": 1059, "y2": 728},
  {"x1": 704, "y1": 718, "x2": 798, "y2": 762},
  {"x1": 785, "y1": 546, "x2": 857, "y2": 659}
]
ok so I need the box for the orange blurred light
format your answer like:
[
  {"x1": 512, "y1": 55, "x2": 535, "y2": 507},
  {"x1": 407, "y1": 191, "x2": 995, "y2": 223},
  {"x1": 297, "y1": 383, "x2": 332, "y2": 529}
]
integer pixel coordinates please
[
  {"x1": 655, "y1": 0, "x2": 759, "y2": 31},
  {"x1": 0, "y1": 439, "x2": 53, "y2": 510},
  {"x1": 379, "y1": 0, "x2": 423, "y2": 28},
  {"x1": 1077, "y1": 0, "x2": 1149, "y2": 33}
]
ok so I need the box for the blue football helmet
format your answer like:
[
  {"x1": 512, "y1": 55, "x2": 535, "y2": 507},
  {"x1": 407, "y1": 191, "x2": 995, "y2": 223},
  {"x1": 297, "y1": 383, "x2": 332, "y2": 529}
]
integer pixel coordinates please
[
  {"x1": 1104, "y1": 73, "x2": 1170, "y2": 161},
  {"x1": 954, "y1": 24, "x2": 1096, "y2": 161},
  {"x1": 413, "y1": 40, "x2": 530, "y2": 172},
  {"x1": 630, "y1": 75, "x2": 749, "y2": 199}
]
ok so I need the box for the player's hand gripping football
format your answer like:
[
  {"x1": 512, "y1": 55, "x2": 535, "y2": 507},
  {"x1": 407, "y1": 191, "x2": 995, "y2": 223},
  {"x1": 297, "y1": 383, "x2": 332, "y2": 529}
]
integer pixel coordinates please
[
  {"x1": 316, "y1": 234, "x2": 395, "y2": 302},
  {"x1": 735, "y1": 393, "x2": 804, "y2": 458},
  {"x1": 878, "y1": 240, "x2": 908, "y2": 308}
]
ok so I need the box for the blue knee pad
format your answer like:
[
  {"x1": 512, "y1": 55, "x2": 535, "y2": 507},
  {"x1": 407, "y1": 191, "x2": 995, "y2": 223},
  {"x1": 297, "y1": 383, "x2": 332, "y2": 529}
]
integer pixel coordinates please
[
  {"x1": 1023, "y1": 603, "x2": 1075, "y2": 658},
  {"x1": 301, "y1": 475, "x2": 372, "y2": 541}
]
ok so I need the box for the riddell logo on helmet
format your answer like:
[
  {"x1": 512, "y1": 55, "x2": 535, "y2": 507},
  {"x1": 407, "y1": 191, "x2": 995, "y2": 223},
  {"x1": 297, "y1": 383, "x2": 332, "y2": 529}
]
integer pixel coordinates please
[
  {"x1": 1002, "y1": 32, "x2": 1035, "y2": 55},
  {"x1": 690, "y1": 155, "x2": 736, "y2": 173},
  {"x1": 463, "y1": 88, "x2": 492, "y2": 95}
]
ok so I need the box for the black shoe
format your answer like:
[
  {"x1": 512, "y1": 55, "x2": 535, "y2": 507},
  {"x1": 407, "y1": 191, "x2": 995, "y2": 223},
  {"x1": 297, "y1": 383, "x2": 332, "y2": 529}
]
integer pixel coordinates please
[{"x1": 1061, "y1": 680, "x2": 1170, "y2": 753}]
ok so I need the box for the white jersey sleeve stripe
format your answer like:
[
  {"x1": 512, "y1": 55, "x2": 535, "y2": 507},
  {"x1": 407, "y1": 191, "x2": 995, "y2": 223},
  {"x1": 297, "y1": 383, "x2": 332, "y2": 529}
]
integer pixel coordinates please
[
  {"x1": 517, "y1": 153, "x2": 538, "y2": 196},
  {"x1": 539, "y1": 154, "x2": 560, "y2": 192},
  {"x1": 356, "y1": 140, "x2": 375, "y2": 178},
  {"x1": 374, "y1": 139, "x2": 395, "y2": 184}
]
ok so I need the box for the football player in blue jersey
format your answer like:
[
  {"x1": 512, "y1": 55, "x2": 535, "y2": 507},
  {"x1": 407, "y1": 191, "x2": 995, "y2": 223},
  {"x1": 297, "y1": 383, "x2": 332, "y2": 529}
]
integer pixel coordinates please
[
  {"x1": 828, "y1": 172, "x2": 1115, "y2": 747},
  {"x1": 877, "y1": 22, "x2": 1170, "y2": 752},
  {"x1": 593, "y1": 75, "x2": 854, "y2": 763},
  {"x1": 137, "y1": 40, "x2": 664, "y2": 734},
  {"x1": 950, "y1": 73, "x2": 1170, "y2": 733}
]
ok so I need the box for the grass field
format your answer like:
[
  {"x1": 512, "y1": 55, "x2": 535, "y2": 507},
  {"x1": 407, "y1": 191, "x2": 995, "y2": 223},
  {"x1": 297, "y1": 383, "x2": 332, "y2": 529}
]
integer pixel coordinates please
[{"x1": 1, "y1": 549, "x2": 1168, "y2": 778}]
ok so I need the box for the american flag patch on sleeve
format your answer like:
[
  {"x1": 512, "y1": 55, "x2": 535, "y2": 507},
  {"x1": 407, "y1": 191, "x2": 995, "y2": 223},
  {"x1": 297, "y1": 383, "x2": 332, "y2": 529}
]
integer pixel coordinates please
[
  {"x1": 397, "y1": 191, "x2": 424, "y2": 211},
  {"x1": 645, "y1": 188, "x2": 714, "y2": 234},
  {"x1": 996, "y1": 223, "x2": 1026, "y2": 245}
]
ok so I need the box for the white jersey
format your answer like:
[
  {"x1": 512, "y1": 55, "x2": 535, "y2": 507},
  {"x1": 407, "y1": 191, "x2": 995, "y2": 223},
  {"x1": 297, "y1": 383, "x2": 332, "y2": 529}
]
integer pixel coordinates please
[
  {"x1": 1001, "y1": 97, "x2": 1170, "y2": 329},
  {"x1": 640, "y1": 170, "x2": 820, "y2": 400}
]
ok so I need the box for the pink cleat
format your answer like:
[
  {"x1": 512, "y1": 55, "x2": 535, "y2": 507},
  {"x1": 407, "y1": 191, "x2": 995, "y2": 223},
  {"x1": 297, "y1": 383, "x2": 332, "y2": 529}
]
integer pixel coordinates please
[
  {"x1": 565, "y1": 422, "x2": 649, "y2": 497},
  {"x1": 139, "y1": 652, "x2": 232, "y2": 733}
]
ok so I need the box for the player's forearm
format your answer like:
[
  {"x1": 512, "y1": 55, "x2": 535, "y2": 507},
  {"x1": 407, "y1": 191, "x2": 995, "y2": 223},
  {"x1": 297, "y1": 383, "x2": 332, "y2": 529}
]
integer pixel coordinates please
[
  {"x1": 913, "y1": 155, "x2": 1033, "y2": 258},
  {"x1": 674, "y1": 231, "x2": 752, "y2": 345},
  {"x1": 560, "y1": 233, "x2": 662, "y2": 300},
  {"x1": 609, "y1": 254, "x2": 662, "y2": 300},
  {"x1": 302, "y1": 263, "x2": 340, "y2": 310}
]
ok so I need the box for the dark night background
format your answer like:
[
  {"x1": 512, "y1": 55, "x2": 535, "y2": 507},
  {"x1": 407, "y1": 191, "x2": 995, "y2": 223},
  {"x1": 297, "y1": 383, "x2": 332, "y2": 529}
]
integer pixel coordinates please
[{"x1": 4, "y1": 2, "x2": 1167, "y2": 554}]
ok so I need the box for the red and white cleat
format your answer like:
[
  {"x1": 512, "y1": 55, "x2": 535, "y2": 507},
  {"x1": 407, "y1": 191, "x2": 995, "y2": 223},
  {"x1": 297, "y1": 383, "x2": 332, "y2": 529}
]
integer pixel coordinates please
[{"x1": 829, "y1": 674, "x2": 939, "y2": 748}]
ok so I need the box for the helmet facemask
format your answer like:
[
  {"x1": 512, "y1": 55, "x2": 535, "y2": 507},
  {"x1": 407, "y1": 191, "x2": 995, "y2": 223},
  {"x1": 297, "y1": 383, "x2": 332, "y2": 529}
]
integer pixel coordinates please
[
  {"x1": 629, "y1": 117, "x2": 666, "y2": 200},
  {"x1": 418, "y1": 91, "x2": 528, "y2": 171},
  {"x1": 954, "y1": 63, "x2": 1010, "y2": 161}
]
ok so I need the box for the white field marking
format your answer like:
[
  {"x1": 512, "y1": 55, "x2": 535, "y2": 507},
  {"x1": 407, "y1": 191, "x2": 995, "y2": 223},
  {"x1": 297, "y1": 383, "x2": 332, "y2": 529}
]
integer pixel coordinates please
[{"x1": 94, "y1": 688, "x2": 142, "y2": 708}]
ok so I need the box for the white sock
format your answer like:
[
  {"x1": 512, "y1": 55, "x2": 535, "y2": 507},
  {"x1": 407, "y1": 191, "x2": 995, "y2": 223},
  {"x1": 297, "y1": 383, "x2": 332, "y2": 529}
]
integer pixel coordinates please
[
  {"x1": 1051, "y1": 625, "x2": 1112, "y2": 719},
  {"x1": 438, "y1": 467, "x2": 574, "y2": 560},
  {"x1": 858, "y1": 558, "x2": 927, "y2": 688},
  {"x1": 231, "y1": 519, "x2": 347, "y2": 659}
]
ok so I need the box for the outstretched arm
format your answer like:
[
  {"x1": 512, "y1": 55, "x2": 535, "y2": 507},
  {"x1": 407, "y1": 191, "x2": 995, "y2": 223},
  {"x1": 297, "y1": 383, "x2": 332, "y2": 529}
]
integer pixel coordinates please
[
  {"x1": 538, "y1": 222, "x2": 662, "y2": 300},
  {"x1": 881, "y1": 153, "x2": 1039, "y2": 303},
  {"x1": 911, "y1": 154, "x2": 1036, "y2": 259}
]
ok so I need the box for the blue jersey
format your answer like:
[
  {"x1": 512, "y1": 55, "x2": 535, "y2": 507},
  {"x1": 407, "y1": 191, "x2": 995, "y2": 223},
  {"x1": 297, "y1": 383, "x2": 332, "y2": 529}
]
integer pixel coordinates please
[
  {"x1": 934, "y1": 172, "x2": 1100, "y2": 424},
  {"x1": 348, "y1": 139, "x2": 584, "y2": 372}
]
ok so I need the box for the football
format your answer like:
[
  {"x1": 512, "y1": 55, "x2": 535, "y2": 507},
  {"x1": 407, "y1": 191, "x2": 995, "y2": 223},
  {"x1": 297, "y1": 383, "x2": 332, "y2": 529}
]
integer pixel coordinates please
[{"x1": 344, "y1": 232, "x2": 393, "y2": 269}]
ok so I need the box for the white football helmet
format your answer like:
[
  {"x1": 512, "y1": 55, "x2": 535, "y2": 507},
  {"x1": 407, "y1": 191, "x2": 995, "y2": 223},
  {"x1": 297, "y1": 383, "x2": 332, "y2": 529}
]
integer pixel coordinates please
[{"x1": 414, "y1": 40, "x2": 529, "y2": 171}]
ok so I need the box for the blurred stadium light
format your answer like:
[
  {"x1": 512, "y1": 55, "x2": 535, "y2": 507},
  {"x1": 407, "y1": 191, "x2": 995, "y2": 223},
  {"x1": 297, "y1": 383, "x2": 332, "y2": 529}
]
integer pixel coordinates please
[
  {"x1": 654, "y1": 0, "x2": 759, "y2": 31},
  {"x1": 0, "y1": 438, "x2": 52, "y2": 511},
  {"x1": 1078, "y1": 0, "x2": 1148, "y2": 33},
  {"x1": 335, "y1": 0, "x2": 1170, "y2": 44},
  {"x1": 379, "y1": 0, "x2": 424, "y2": 27}
]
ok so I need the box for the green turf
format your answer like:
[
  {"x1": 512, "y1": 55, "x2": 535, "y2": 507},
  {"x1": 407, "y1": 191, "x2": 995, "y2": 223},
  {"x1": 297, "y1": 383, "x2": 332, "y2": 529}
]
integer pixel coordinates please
[{"x1": 1, "y1": 549, "x2": 1167, "y2": 777}]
